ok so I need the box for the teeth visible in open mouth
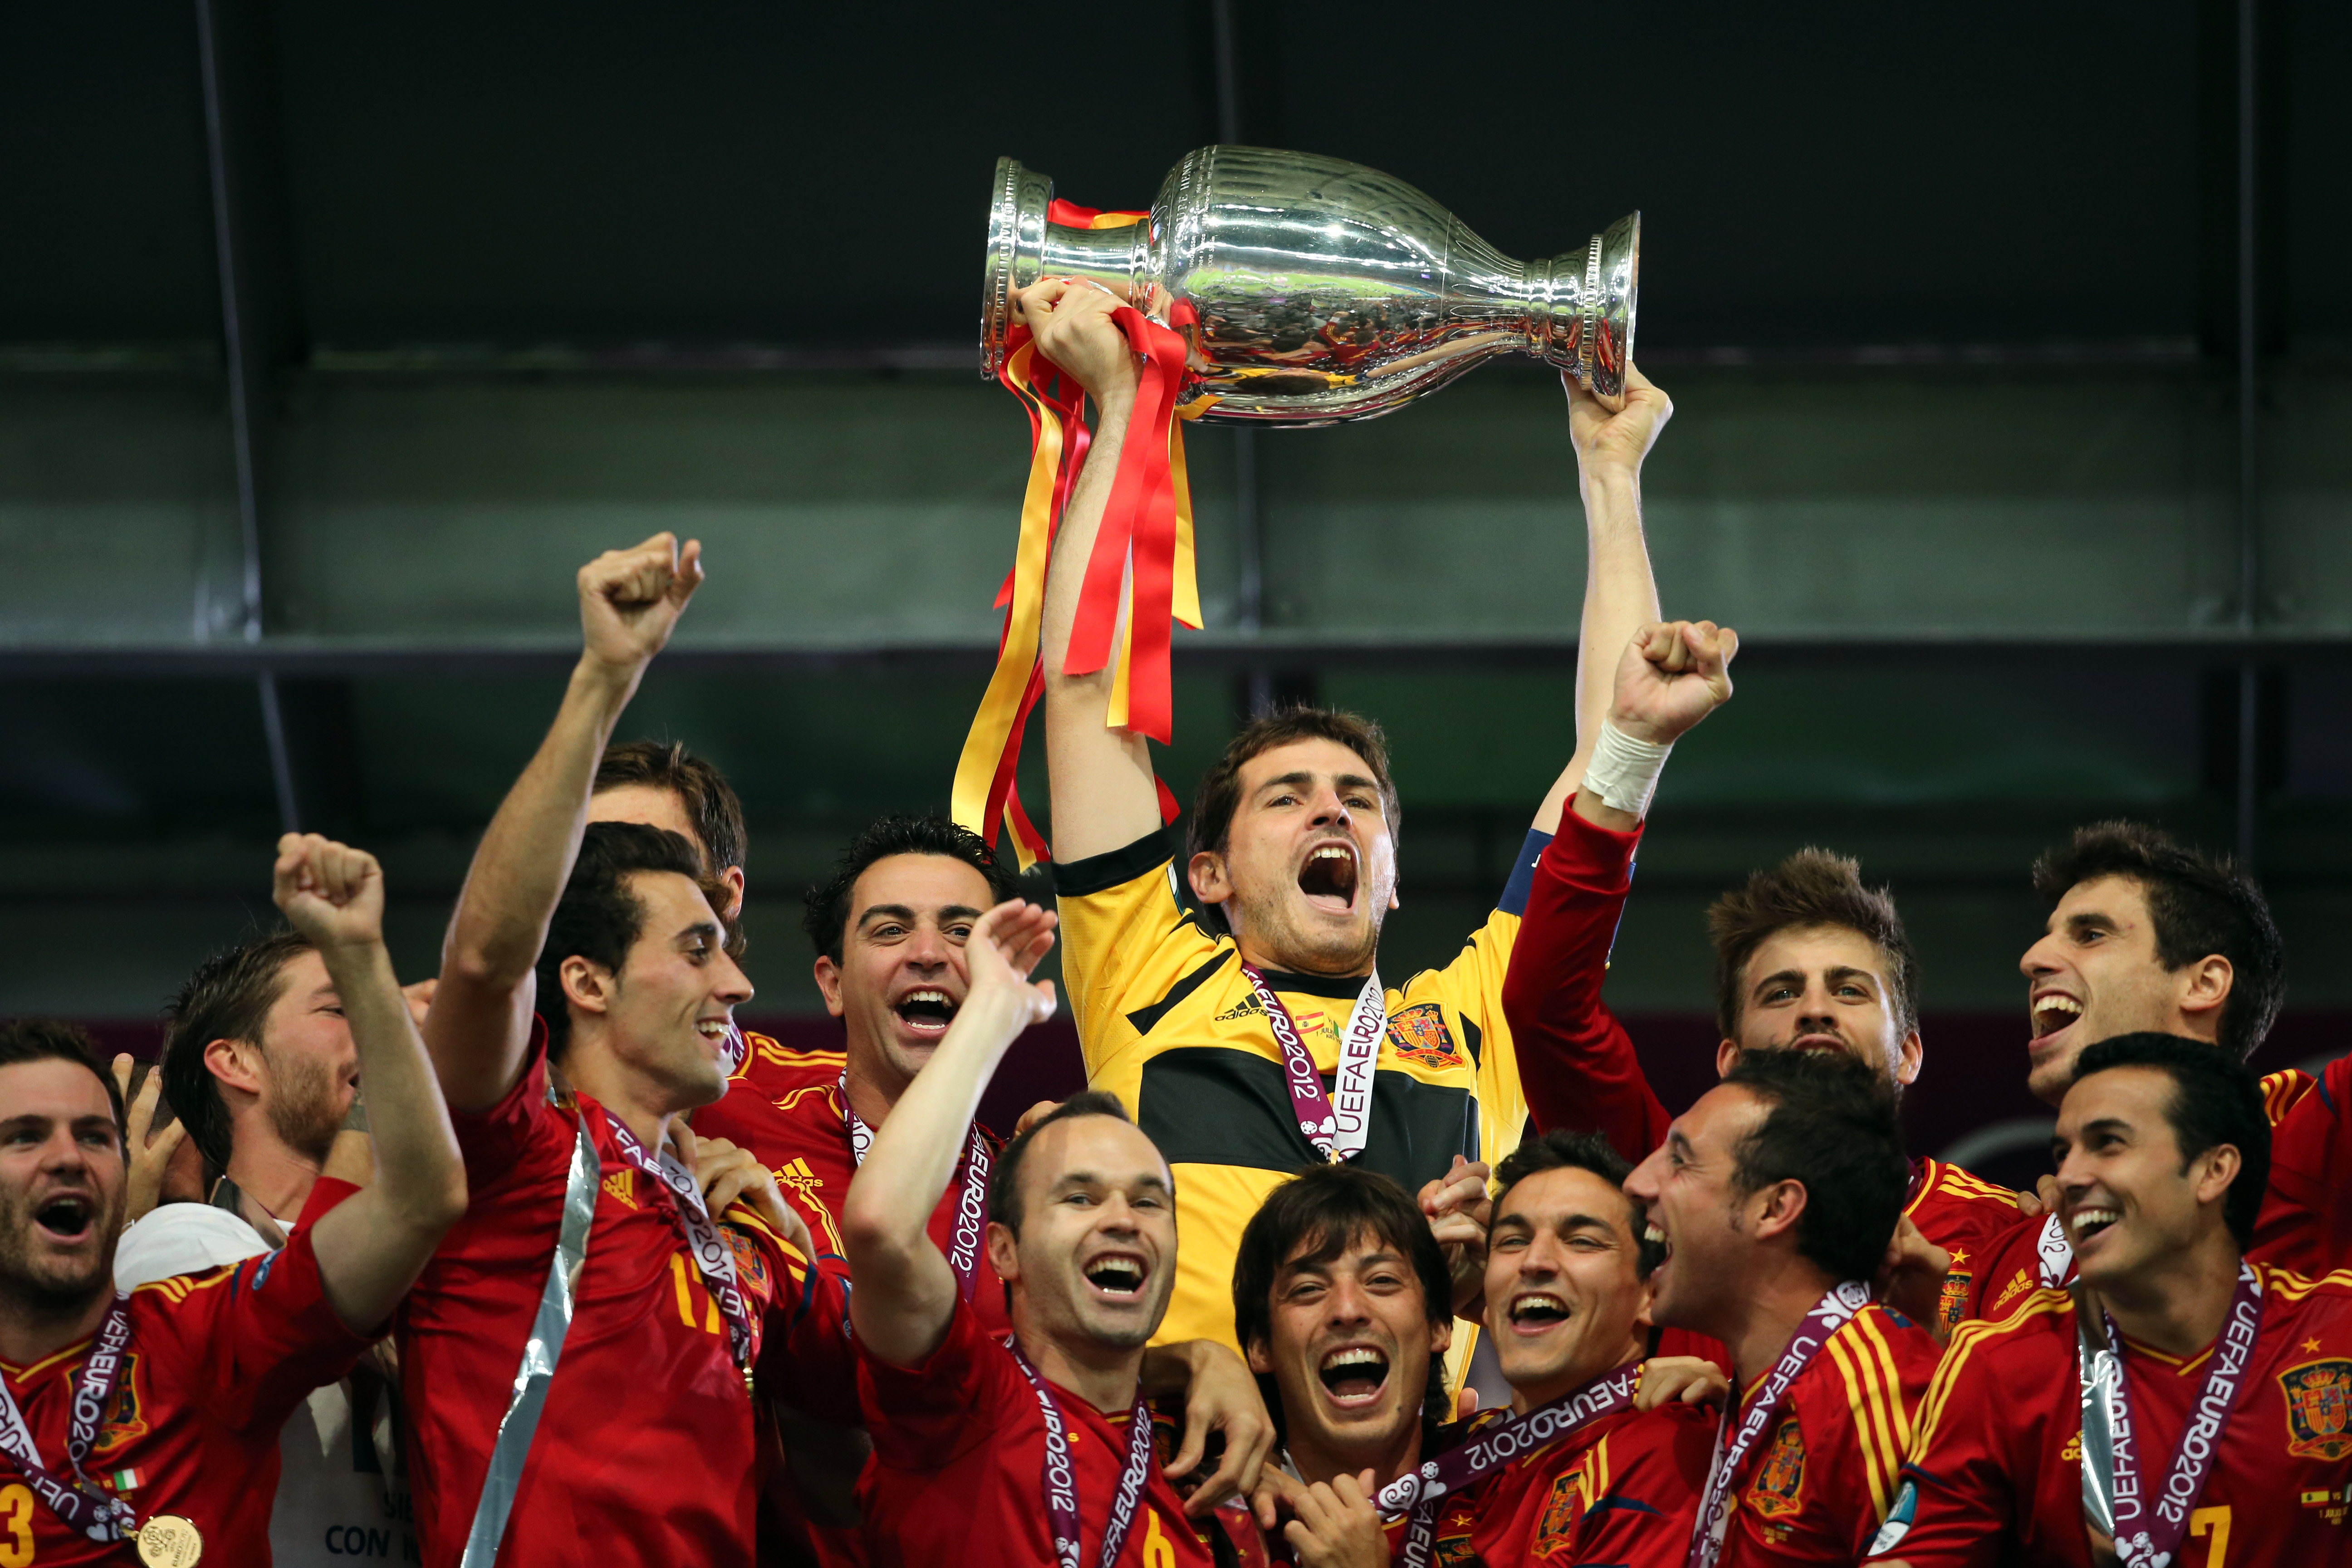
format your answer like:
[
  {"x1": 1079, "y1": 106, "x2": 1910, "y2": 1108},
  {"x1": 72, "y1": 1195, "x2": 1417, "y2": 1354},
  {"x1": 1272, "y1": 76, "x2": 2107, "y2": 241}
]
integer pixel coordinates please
[
  {"x1": 2072, "y1": 1207, "x2": 2120, "y2": 1241},
  {"x1": 1298, "y1": 844, "x2": 1361, "y2": 906},
  {"x1": 1644, "y1": 1223, "x2": 1666, "y2": 1245},
  {"x1": 897, "y1": 989, "x2": 956, "y2": 1024},
  {"x1": 1083, "y1": 1256, "x2": 1145, "y2": 1294},
  {"x1": 1509, "y1": 1293, "x2": 1568, "y2": 1324},
  {"x1": 695, "y1": 1021, "x2": 729, "y2": 1039},
  {"x1": 2033, "y1": 995, "x2": 2084, "y2": 1035},
  {"x1": 1317, "y1": 1345, "x2": 1391, "y2": 1397},
  {"x1": 35, "y1": 1196, "x2": 91, "y2": 1235}
]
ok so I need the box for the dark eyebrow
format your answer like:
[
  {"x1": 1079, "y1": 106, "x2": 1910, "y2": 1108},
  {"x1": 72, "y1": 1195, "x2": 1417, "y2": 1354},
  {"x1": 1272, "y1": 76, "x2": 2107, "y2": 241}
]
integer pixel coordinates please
[
  {"x1": 1050, "y1": 1169, "x2": 1173, "y2": 1197},
  {"x1": 1751, "y1": 967, "x2": 1805, "y2": 996},
  {"x1": 673, "y1": 921, "x2": 722, "y2": 947},
  {"x1": 2063, "y1": 911, "x2": 2116, "y2": 935},
  {"x1": 1254, "y1": 771, "x2": 1381, "y2": 799},
  {"x1": 856, "y1": 903, "x2": 917, "y2": 929},
  {"x1": 1558, "y1": 1210, "x2": 1621, "y2": 1237},
  {"x1": 1667, "y1": 1129, "x2": 1695, "y2": 1161},
  {"x1": 936, "y1": 905, "x2": 985, "y2": 924}
]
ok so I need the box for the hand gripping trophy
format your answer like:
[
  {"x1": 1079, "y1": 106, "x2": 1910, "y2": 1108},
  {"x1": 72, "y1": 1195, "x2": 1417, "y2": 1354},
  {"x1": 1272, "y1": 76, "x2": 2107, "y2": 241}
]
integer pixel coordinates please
[{"x1": 954, "y1": 146, "x2": 1641, "y2": 859}]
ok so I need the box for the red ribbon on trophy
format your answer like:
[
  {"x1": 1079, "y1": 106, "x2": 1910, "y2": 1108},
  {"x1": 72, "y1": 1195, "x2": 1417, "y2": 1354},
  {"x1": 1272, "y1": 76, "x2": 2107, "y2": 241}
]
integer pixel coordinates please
[{"x1": 951, "y1": 202, "x2": 1206, "y2": 868}]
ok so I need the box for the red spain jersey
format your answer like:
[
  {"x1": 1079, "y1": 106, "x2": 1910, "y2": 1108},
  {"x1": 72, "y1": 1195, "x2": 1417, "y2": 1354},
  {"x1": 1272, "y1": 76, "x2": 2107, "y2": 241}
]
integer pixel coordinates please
[
  {"x1": 1451, "y1": 1399, "x2": 1715, "y2": 1567},
  {"x1": 691, "y1": 1031, "x2": 1010, "y2": 1348},
  {"x1": 1877, "y1": 1265, "x2": 2352, "y2": 1566},
  {"x1": 0, "y1": 1224, "x2": 371, "y2": 1566},
  {"x1": 855, "y1": 1295, "x2": 1215, "y2": 1568},
  {"x1": 1722, "y1": 1304, "x2": 1941, "y2": 1566},
  {"x1": 1965, "y1": 1058, "x2": 2352, "y2": 1326},
  {"x1": 397, "y1": 1035, "x2": 844, "y2": 1568},
  {"x1": 1905, "y1": 1158, "x2": 2025, "y2": 1336}
]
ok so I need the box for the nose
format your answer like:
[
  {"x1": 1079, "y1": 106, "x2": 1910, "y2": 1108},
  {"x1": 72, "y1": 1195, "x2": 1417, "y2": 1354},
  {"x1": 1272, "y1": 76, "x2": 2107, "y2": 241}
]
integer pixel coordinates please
[
  {"x1": 714, "y1": 951, "x2": 754, "y2": 1008},
  {"x1": 2020, "y1": 933, "x2": 2061, "y2": 982},
  {"x1": 1309, "y1": 782, "x2": 1352, "y2": 831},
  {"x1": 904, "y1": 918, "x2": 952, "y2": 972},
  {"x1": 1323, "y1": 1274, "x2": 1375, "y2": 1327},
  {"x1": 1624, "y1": 1148, "x2": 1662, "y2": 1205}
]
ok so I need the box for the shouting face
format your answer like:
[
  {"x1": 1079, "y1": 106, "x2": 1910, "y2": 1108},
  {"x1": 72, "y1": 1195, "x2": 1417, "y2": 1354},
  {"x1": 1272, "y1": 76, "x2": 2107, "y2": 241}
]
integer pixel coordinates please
[
  {"x1": 1190, "y1": 739, "x2": 1398, "y2": 978},
  {"x1": 2019, "y1": 876, "x2": 2229, "y2": 1104},
  {"x1": 1623, "y1": 1084, "x2": 1773, "y2": 1341},
  {"x1": 1722, "y1": 925, "x2": 1919, "y2": 1088},
  {"x1": 0, "y1": 1059, "x2": 127, "y2": 1313},
  {"x1": 2052, "y1": 1063, "x2": 2239, "y2": 1293},
  {"x1": 815, "y1": 853, "x2": 996, "y2": 1102},
  {"x1": 563, "y1": 871, "x2": 752, "y2": 1114},
  {"x1": 991, "y1": 1115, "x2": 1178, "y2": 1353},
  {"x1": 1249, "y1": 1226, "x2": 1450, "y2": 1461},
  {"x1": 1484, "y1": 1165, "x2": 1651, "y2": 1409}
]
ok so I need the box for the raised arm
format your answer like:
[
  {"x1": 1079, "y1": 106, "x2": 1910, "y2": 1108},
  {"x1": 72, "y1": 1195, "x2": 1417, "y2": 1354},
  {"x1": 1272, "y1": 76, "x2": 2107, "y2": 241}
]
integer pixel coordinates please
[
  {"x1": 1019, "y1": 280, "x2": 1164, "y2": 863},
  {"x1": 425, "y1": 534, "x2": 703, "y2": 1112},
  {"x1": 1532, "y1": 364, "x2": 1674, "y2": 834},
  {"x1": 273, "y1": 834, "x2": 468, "y2": 1332},
  {"x1": 842, "y1": 899, "x2": 1059, "y2": 1367}
]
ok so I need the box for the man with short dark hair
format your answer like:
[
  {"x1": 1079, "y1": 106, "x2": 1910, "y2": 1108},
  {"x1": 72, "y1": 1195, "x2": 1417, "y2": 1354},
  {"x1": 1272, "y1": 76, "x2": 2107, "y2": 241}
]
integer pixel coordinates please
[
  {"x1": 0, "y1": 830, "x2": 468, "y2": 1564},
  {"x1": 591, "y1": 737, "x2": 750, "y2": 935},
  {"x1": 1972, "y1": 820, "x2": 2346, "y2": 1314},
  {"x1": 396, "y1": 534, "x2": 846, "y2": 1568},
  {"x1": 843, "y1": 899, "x2": 1268, "y2": 1567},
  {"x1": 1229, "y1": 1163, "x2": 1455, "y2": 1563},
  {"x1": 1505, "y1": 836, "x2": 2025, "y2": 1332},
  {"x1": 1015, "y1": 278, "x2": 1737, "y2": 1369},
  {"x1": 1625, "y1": 1049, "x2": 1942, "y2": 1564},
  {"x1": 1431, "y1": 1130, "x2": 1715, "y2": 1567},
  {"x1": 1870, "y1": 1034, "x2": 2352, "y2": 1567}
]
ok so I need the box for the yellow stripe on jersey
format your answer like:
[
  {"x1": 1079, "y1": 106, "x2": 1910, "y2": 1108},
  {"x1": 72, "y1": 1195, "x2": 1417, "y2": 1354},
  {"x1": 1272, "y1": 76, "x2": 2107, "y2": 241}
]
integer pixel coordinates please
[
  {"x1": 1907, "y1": 1291, "x2": 2073, "y2": 1463},
  {"x1": 2259, "y1": 1068, "x2": 2314, "y2": 1127},
  {"x1": 1826, "y1": 1315, "x2": 1905, "y2": 1519},
  {"x1": 2263, "y1": 1263, "x2": 2352, "y2": 1302},
  {"x1": 1936, "y1": 1169, "x2": 2019, "y2": 1205}
]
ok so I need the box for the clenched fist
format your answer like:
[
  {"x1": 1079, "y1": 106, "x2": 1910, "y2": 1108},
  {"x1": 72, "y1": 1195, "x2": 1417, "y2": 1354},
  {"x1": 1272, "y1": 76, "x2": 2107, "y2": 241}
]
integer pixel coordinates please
[
  {"x1": 273, "y1": 833, "x2": 386, "y2": 951},
  {"x1": 579, "y1": 532, "x2": 706, "y2": 674}
]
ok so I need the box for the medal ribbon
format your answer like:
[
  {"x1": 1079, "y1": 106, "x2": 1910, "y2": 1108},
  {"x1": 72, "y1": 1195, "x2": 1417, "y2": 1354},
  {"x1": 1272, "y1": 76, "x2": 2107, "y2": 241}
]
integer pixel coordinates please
[
  {"x1": 2082, "y1": 1262, "x2": 2264, "y2": 1568},
  {"x1": 1686, "y1": 1281, "x2": 1875, "y2": 1568},
  {"x1": 0, "y1": 1293, "x2": 138, "y2": 1542},
  {"x1": 2037, "y1": 1211, "x2": 2077, "y2": 1289},
  {"x1": 1239, "y1": 964, "x2": 1386, "y2": 1163},
  {"x1": 602, "y1": 1112, "x2": 757, "y2": 1378},
  {"x1": 1381, "y1": 1359, "x2": 1644, "y2": 1566},
  {"x1": 841, "y1": 1073, "x2": 994, "y2": 1300},
  {"x1": 1006, "y1": 1342, "x2": 1155, "y2": 1568}
]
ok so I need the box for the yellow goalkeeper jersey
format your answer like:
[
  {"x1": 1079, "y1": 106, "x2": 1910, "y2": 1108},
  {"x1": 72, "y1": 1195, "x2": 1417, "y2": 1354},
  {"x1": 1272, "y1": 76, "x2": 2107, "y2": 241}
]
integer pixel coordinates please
[{"x1": 1050, "y1": 827, "x2": 1548, "y2": 1376}]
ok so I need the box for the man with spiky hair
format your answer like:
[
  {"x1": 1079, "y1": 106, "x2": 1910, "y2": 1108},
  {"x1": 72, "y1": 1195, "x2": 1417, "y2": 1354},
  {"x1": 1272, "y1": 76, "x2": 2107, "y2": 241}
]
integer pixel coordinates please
[
  {"x1": 1505, "y1": 839, "x2": 2024, "y2": 1333},
  {"x1": 1970, "y1": 819, "x2": 2347, "y2": 1316}
]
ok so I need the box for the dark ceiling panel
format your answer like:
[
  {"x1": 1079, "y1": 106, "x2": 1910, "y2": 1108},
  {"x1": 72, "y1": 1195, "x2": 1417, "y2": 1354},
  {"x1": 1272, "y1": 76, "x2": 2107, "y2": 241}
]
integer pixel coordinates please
[
  {"x1": 266, "y1": 0, "x2": 2205, "y2": 352},
  {"x1": 0, "y1": 4, "x2": 220, "y2": 341},
  {"x1": 2284, "y1": 0, "x2": 2349, "y2": 349}
]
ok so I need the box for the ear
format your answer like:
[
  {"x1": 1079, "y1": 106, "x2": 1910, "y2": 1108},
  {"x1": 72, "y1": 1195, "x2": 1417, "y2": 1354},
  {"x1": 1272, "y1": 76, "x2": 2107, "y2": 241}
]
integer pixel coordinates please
[
  {"x1": 1245, "y1": 1333, "x2": 1276, "y2": 1377},
  {"x1": 985, "y1": 1220, "x2": 1021, "y2": 1284},
  {"x1": 2190, "y1": 1142, "x2": 2244, "y2": 1212},
  {"x1": 201, "y1": 1035, "x2": 265, "y2": 1098},
  {"x1": 718, "y1": 866, "x2": 747, "y2": 922},
  {"x1": 2177, "y1": 955, "x2": 2234, "y2": 1029},
  {"x1": 1428, "y1": 1313, "x2": 1454, "y2": 1360},
  {"x1": 1893, "y1": 1028, "x2": 1924, "y2": 1087},
  {"x1": 812, "y1": 955, "x2": 847, "y2": 1020},
  {"x1": 1715, "y1": 1038, "x2": 1741, "y2": 1079},
  {"x1": 1188, "y1": 850, "x2": 1231, "y2": 908},
  {"x1": 1748, "y1": 1178, "x2": 1810, "y2": 1245},
  {"x1": 1632, "y1": 1275, "x2": 1659, "y2": 1332},
  {"x1": 560, "y1": 955, "x2": 617, "y2": 1018}
]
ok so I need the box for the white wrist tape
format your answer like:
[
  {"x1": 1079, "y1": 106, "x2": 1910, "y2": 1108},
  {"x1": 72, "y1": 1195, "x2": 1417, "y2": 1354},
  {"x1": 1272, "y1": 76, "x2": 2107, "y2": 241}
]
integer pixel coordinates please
[{"x1": 1584, "y1": 719, "x2": 1672, "y2": 818}]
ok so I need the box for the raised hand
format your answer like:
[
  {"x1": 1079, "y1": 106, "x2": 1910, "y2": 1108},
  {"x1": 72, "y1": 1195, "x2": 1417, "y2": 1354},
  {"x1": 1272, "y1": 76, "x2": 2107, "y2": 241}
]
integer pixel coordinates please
[
  {"x1": 273, "y1": 833, "x2": 387, "y2": 951},
  {"x1": 1012, "y1": 278, "x2": 1140, "y2": 404},
  {"x1": 578, "y1": 531, "x2": 705, "y2": 674},
  {"x1": 110, "y1": 1055, "x2": 188, "y2": 1224},
  {"x1": 1608, "y1": 619, "x2": 1739, "y2": 748},
  {"x1": 961, "y1": 899, "x2": 1060, "y2": 1031},
  {"x1": 1418, "y1": 1154, "x2": 1493, "y2": 1319},
  {"x1": 1566, "y1": 362, "x2": 1673, "y2": 480}
]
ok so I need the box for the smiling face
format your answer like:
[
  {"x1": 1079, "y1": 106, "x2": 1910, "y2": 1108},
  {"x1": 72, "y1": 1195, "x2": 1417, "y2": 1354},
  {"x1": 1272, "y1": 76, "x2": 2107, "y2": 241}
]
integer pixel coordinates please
[
  {"x1": 564, "y1": 870, "x2": 752, "y2": 1115},
  {"x1": 0, "y1": 1060, "x2": 127, "y2": 1313},
  {"x1": 1247, "y1": 1225, "x2": 1450, "y2": 1463},
  {"x1": 2052, "y1": 1064, "x2": 2239, "y2": 1291},
  {"x1": 2020, "y1": 876, "x2": 2226, "y2": 1104},
  {"x1": 1623, "y1": 1084, "x2": 1771, "y2": 1339},
  {"x1": 814, "y1": 853, "x2": 995, "y2": 1103},
  {"x1": 1188, "y1": 739, "x2": 1398, "y2": 977},
  {"x1": 1483, "y1": 1166, "x2": 1651, "y2": 1409},
  {"x1": 1723, "y1": 926, "x2": 1920, "y2": 1088},
  {"x1": 990, "y1": 1115, "x2": 1177, "y2": 1353}
]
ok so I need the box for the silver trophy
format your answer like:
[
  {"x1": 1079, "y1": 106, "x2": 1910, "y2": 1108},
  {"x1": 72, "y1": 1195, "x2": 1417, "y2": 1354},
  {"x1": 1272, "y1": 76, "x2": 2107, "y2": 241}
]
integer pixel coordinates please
[{"x1": 980, "y1": 145, "x2": 1638, "y2": 425}]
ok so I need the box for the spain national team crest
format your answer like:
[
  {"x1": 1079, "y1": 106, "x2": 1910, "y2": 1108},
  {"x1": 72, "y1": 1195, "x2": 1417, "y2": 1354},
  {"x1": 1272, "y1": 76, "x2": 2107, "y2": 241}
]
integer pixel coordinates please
[
  {"x1": 1534, "y1": 1472, "x2": 1589, "y2": 1555},
  {"x1": 93, "y1": 1352, "x2": 149, "y2": 1457},
  {"x1": 1936, "y1": 1269, "x2": 1972, "y2": 1333},
  {"x1": 1386, "y1": 1002, "x2": 1463, "y2": 1069},
  {"x1": 725, "y1": 1226, "x2": 775, "y2": 1305},
  {"x1": 1746, "y1": 1418, "x2": 1807, "y2": 1519},
  {"x1": 2282, "y1": 1359, "x2": 2352, "y2": 1461},
  {"x1": 1434, "y1": 1500, "x2": 1479, "y2": 1567}
]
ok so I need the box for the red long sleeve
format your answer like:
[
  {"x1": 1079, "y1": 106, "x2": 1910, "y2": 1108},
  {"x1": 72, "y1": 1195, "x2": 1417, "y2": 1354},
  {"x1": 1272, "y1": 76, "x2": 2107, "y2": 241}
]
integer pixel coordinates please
[{"x1": 1503, "y1": 805, "x2": 1671, "y2": 1162}]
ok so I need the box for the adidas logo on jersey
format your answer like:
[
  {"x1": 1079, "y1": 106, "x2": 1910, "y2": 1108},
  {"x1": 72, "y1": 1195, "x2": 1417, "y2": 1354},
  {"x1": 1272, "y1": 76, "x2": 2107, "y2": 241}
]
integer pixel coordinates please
[{"x1": 1214, "y1": 995, "x2": 1266, "y2": 1022}]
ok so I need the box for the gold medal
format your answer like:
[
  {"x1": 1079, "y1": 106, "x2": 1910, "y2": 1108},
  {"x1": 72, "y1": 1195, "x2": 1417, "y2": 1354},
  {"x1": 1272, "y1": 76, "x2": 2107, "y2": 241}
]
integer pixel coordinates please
[{"x1": 136, "y1": 1514, "x2": 203, "y2": 1566}]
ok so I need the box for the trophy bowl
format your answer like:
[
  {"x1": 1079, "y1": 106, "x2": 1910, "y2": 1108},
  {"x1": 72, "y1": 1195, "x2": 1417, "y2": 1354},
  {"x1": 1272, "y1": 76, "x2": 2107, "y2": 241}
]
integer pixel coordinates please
[{"x1": 980, "y1": 145, "x2": 1638, "y2": 425}]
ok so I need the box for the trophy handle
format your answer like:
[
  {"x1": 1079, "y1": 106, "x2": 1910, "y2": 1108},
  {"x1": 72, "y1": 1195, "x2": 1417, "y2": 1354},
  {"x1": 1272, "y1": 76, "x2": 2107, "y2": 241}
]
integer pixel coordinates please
[{"x1": 980, "y1": 157, "x2": 1055, "y2": 379}]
